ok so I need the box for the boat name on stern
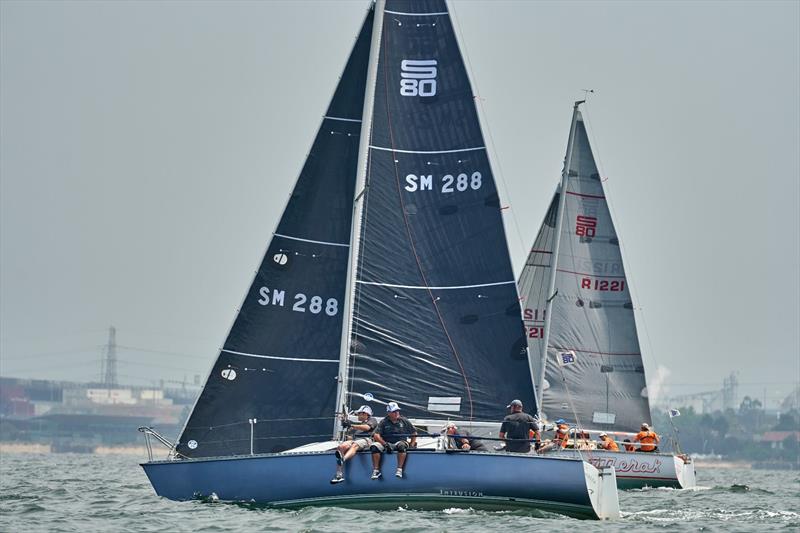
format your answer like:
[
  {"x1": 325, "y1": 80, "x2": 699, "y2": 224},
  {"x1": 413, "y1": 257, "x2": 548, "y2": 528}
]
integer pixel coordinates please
[
  {"x1": 439, "y1": 489, "x2": 484, "y2": 497},
  {"x1": 590, "y1": 456, "x2": 663, "y2": 474}
]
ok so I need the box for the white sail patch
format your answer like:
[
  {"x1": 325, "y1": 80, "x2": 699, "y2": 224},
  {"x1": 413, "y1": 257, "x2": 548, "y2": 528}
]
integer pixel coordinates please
[
  {"x1": 556, "y1": 350, "x2": 577, "y2": 367},
  {"x1": 400, "y1": 59, "x2": 437, "y2": 97},
  {"x1": 427, "y1": 396, "x2": 461, "y2": 412},
  {"x1": 592, "y1": 412, "x2": 617, "y2": 425}
]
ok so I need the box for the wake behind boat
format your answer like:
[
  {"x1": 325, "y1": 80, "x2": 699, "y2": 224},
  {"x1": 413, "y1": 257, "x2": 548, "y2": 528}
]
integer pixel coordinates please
[
  {"x1": 140, "y1": 0, "x2": 619, "y2": 520},
  {"x1": 517, "y1": 101, "x2": 696, "y2": 489}
]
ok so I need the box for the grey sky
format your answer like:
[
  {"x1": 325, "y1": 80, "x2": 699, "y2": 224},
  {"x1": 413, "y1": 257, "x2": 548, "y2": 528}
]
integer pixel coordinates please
[{"x1": 1, "y1": 1, "x2": 798, "y2": 407}]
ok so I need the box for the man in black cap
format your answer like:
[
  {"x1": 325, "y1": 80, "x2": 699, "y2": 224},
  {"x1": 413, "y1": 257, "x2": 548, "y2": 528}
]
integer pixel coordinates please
[{"x1": 499, "y1": 399, "x2": 539, "y2": 453}]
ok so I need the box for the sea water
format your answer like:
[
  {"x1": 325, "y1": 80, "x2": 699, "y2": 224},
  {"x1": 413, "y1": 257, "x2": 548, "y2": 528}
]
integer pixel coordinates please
[{"x1": 1, "y1": 453, "x2": 798, "y2": 532}]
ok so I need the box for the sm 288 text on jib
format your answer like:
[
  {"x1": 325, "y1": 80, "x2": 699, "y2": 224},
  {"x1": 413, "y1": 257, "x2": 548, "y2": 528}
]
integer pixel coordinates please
[
  {"x1": 257, "y1": 287, "x2": 339, "y2": 316},
  {"x1": 405, "y1": 172, "x2": 483, "y2": 193}
]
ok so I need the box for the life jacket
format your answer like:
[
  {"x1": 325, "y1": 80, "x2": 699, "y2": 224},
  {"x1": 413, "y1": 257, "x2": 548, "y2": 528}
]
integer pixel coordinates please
[
  {"x1": 554, "y1": 425, "x2": 570, "y2": 448},
  {"x1": 635, "y1": 430, "x2": 659, "y2": 451},
  {"x1": 600, "y1": 438, "x2": 619, "y2": 452},
  {"x1": 623, "y1": 441, "x2": 636, "y2": 452}
]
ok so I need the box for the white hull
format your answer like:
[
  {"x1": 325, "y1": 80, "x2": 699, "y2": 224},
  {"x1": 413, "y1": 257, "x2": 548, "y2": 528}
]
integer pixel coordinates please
[{"x1": 545, "y1": 450, "x2": 696, "y2": 489}]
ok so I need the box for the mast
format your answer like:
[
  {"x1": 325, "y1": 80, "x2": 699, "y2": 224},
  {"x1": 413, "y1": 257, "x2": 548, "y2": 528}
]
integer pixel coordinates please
[
  {"x1": 333, "y1": 0, "x2": 385, "y2": 437},
  {"x1": 536, "y1": 100, "x2": 584, "y2": 411}
]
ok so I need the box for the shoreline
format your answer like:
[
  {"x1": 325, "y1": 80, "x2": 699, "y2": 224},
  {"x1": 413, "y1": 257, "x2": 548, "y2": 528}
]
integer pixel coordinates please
[{"x1": 0, "y1": 442, "x2": 149, "y2": 456}]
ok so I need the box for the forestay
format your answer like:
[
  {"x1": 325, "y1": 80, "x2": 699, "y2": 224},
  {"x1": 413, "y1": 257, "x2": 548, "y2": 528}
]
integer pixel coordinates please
[
  {"x1": 175, "y1": 8, "x2": 374, "y2": 458},
  {"x1": 519, "y1": 106, "x2": 650, "y2": 433},
  {"x1": 345, "y1": 0, "x2": 536, "y2": 424}
]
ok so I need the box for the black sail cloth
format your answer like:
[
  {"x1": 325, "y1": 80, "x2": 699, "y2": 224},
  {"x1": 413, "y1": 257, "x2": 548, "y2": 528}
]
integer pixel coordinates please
[
  {"x1": 175, "y1": 8, "x2": 374, "y2": 458},
  {"x1": 346, "y1": 0, "x2": 536, "y2": 424}
]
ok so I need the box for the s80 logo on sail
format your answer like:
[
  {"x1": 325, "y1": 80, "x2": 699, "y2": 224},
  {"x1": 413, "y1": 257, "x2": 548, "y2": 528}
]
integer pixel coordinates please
[
  {"x1": 400, "y1": 59, "x2": 437, "y2": 97},
  {"x1": 575, "y1": 215, "x2": 597, "y2": 237},
  {"x1": 257, "y1": 287, "x2": 339, "y2": 316}
]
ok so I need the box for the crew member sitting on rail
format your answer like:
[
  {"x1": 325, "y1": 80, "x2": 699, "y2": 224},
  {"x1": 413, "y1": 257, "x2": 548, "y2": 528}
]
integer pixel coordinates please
[
  {"x1": 536, "y1": 418, "x2": 570, "y2": 453},
  {"x1": 633, "y1": 423, "x2": 660, "y2": 452},
  {"x1": 553, "y1": 419, "x2": 570, "y2": 449},
  {"x1": 623, "y1": 438, "x2": 636, "y2": 452},
  {"x1": 444, "y1": 422, "x2": 488, "y2": 451},
  {"x1": 330, "y1": 405, "x2": 377, "y2": 484},
  {"x1": 370, "y1": 401, "x2": 417, "y2": 479},
  {"x1": 597, "y1": 432, "x2": 620, "y2": 452}
]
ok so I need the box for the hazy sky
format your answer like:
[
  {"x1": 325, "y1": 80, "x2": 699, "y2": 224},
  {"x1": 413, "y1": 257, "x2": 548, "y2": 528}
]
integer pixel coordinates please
[{"x1": 1, "y1": 1, "x2": 798, "y2": 408}]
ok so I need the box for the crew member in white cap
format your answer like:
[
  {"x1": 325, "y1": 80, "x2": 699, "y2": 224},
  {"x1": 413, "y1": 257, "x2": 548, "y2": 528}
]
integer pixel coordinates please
[
  {"x1": 370, "y1": 401, "x2": 417, "y2": 479},
  {"x1": 330, "y1": 405, "x2": 377, "y2": 484},
  {"x1": 633, "y1": 423, "x2": 660, "y2": 452},
  {"x1": 597, "y1": 432, "x2": 620, "y2": 452}
]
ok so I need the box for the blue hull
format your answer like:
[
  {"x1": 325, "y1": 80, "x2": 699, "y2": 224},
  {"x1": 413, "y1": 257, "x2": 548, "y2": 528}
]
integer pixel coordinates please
[{"x1": 141, "y1": 450, "x2": 604, "y2": 519}]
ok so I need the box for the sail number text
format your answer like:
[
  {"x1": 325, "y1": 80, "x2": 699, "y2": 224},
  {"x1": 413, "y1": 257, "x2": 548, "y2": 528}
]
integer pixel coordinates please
[
  {"x1": 581, "y1": 278, "x2": 626, "y2": 292},
  {"x1": 523, "y1": 308, "x2": 545, "y2": 339},
  {"x1": 257, "y1": 287, "x2": 339, "y2": 316},
  {"x1": 405, "y1": 172, "x2": 483, "y2": 193}
]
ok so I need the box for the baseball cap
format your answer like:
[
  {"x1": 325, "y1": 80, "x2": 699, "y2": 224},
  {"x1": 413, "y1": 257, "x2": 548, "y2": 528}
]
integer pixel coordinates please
[
  {"x1": 506, "y1": 399, "x2": 523, "y2": 408},
  {"x1": 641, "y1": 423, "x2": 650, "y2": 429},
  {"x1": 555, "y1": 418, "x2": 566, "y2": 424},
  {"x1": 386, "y1": 401, "x2": 401, "y2": 413},
  {"x1": 599, "y1": 432, "x2": 608, "y2": 437},
  {"x1": 354, "y1": 405, "x2": 373, "y2": 416}
]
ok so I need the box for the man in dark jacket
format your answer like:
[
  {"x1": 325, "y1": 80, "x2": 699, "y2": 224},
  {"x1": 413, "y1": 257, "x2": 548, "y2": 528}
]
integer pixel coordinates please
[
  {"x1": 499, "y1": 399, "x2": 538, "y2": 453},
  {"x1": 370, "y1": 401, "x2": 417, "y2": 479}
]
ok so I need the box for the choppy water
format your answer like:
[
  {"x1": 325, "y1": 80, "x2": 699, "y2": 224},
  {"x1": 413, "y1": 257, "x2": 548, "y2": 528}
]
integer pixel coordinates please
[{"x1": 1, "y1": 453, "x2": 798, "y2": 532}]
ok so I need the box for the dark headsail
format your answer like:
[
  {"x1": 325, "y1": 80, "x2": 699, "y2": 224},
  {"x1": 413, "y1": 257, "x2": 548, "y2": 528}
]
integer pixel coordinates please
[
  {"x1": 520, "y1": 104, "x2": 650, "y2": 433},
  {"x1": 176, "y1": 8, "x2": 374, "y2": 458},
  {"x1": 344, "y1": 0, "x2": 536, "y2": 424}
]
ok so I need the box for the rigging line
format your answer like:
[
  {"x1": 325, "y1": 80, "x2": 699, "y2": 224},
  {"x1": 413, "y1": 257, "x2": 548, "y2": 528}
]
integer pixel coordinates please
[
  {"x1": 116, "y1": 345, "x2": 206, "y2": 359},
  {"x1": 581, "y1": 105, "x2": 665, "y2": 395},
  {"x1": 556, "y1": 362, "x2": 592, "y2": 463},
  {"x1": 449, "y1": 1, "x2": 528, "y2": 265},
  {"x1": 379, "y1": 19, "x2": 474, "y2": 421},
  {"x1": 348, "y1": 72, "x2": 377, "y2": 410}
]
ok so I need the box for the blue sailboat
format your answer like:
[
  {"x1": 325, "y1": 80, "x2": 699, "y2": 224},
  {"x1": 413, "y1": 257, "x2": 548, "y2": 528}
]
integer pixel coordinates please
[{"x1": 140, "y1": 1, "x2": 619, "y2": 519}]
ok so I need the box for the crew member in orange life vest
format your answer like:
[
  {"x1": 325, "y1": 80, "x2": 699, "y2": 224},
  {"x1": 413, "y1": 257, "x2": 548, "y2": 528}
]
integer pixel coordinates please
[
  {"x1": 597, "y1": 432, "x2": 620, "y2": 452},
  {"x1": 633, "y1": 423, "x2": 660, "y2": 452},
  {"x1": 553, "y1": 419, "x2": 570, "y2": 449}
]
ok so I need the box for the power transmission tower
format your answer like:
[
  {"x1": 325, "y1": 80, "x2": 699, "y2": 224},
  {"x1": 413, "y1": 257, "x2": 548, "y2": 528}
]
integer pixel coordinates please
[{"x1": 103, "y1": 326, "x2": 118, "y2": 387}]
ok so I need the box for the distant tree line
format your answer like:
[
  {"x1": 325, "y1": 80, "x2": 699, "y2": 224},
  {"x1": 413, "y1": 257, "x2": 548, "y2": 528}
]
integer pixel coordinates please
[{"x1": 651, "y1": 399, "x2": 799, "y2": 463}]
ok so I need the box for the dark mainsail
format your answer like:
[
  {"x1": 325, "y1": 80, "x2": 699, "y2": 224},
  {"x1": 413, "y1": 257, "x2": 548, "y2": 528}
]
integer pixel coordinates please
[
  {"x1": 520, "y1": 105, "x2": 650, "y2": 433},
  {"x1": 175, "y1": 8, "x2": 374, "y2": 458},
  {"x1": 344, "y1": 0, "x2": 536, "y2": 424}
]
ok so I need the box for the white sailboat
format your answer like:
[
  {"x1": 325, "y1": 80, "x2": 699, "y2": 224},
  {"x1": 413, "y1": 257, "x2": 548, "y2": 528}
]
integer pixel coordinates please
[{"x1": 518, "y1": 101, "x2": 696, "y2": 489}]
